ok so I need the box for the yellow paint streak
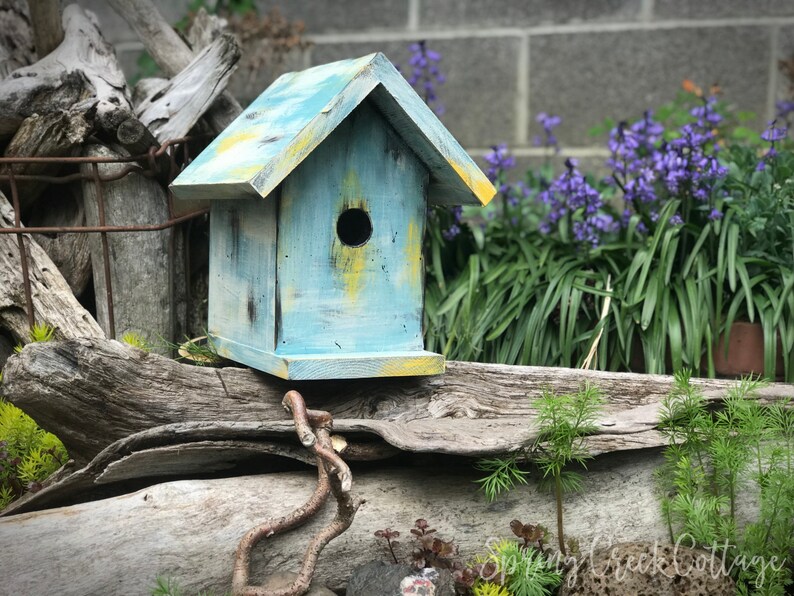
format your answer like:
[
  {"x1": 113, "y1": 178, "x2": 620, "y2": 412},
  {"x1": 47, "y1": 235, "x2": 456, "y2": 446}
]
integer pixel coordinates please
[
  {"x1": 336, "y1": 245, "x2": 367, "y2": 303},
  {"x1": 228, "y1": 164, "x2": 263, "y2": 180},
  {"x1": 285, "y1": 128, "x2": 319, "y2": 162},
  {"x1": 379, "y1": 355, "x2": 445, "y2": 377},
  {"x1": 403, "y1": 220, "x2": 422, "y2": 288},
  {"x1": 450, "y1": 161, "x2": 496, "y2": 206},
  {"x1": 333, "y1": 170, "x2": 368, "y2": 303},
  {"x1": 216, "y1": 130, "x2": 259, "y2": 154}
]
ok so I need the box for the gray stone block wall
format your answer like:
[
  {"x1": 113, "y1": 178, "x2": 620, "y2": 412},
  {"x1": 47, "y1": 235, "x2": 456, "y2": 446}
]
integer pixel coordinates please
[{"x1": 90, "y1": 0, "x2": 794, "y2": 174}]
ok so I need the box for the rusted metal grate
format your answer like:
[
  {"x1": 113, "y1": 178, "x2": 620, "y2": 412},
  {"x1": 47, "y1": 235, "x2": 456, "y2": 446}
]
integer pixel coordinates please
[{"x1": 0, "y1": 138, "x2": 209, "y2": 340}]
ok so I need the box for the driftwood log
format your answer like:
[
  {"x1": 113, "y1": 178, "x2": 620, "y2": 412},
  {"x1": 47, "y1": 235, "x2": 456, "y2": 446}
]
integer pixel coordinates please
[
  {"x1": 107, "y1": 0, "x2": 243, "y2": 134},
  {"x1": 0, "y1": 451, "x2": 669, "y2": 596},
  {"x1": 80, "y1": 145, "x2": 181, "y2": 344},
  {"x1": 0, "y1": 0, "x2": 34, "y2": 78},
  {"x1": 0, "y1": 194, "x2": 103, "y2": 350},
  {"x1": 135, "y1": 33, "x2": 241, "y2": 142},
  {"x1": 4, "y1": 337, "x2": 794, "y2": 467},
  {"x1": 0, "y1": 4, "x2": 133, "y2": 139}
]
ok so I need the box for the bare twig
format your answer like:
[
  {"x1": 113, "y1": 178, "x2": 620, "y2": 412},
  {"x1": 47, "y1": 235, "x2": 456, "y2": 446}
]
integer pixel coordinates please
[{"x1": 231, "y1": 390, "x2": 362, "y2": 596}]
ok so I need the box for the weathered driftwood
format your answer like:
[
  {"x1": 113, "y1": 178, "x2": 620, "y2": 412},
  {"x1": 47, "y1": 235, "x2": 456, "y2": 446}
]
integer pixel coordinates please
[
  {"x1": 28, "y1": 186, "x2": 92, "y2": 296},
  {"x1": 4, "y1": 337, "x2": 794, "y2": 467},
  {"x1": 186, "y1": 7, "x2": 227, "y2": 51},
  {"x1": 0, "y1": 452, "x2": 669, "y2": 596},
  {"x1": 27, "y1": 0, "x2": 62, "y2": 58},
  {"x1": 0, "y1": 194, "x2": 103, "y2": 352},
  {"x1": 0, "y1": 4, "x2": 133, "y2": 138},
  {"x1": 0, "y1": 0, "x2": 34, "y2": 79},
  {"x1": 135, "y1": 33, "x2": 241, "y2": 142},
  {"x1": 107, "y1": 0, "x2": 242, "y2": 133},
  {"x1": 80, "y1": 144, "x2": 180, "y2": 344},
  {"x1": 0, "y1": 422, "x2": 314, "y2": 516},
  {"x1": 1, "y1": 110, "x2": 91, "y2": 210}
]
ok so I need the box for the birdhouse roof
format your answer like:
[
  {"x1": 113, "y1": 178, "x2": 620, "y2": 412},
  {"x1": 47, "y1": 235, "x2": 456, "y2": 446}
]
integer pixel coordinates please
[{"x1": 170, "y1": 52, "x2": 494, "y2": 206}]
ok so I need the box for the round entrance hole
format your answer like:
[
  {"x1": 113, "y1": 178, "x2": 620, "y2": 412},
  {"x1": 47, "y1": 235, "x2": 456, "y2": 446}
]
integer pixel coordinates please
[{"x1": 336, "y1": 208, "x2": 372, "y2": 247}]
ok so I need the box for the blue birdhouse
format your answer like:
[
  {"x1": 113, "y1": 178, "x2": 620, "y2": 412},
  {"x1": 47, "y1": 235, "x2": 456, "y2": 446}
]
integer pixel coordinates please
[{"x1": 171, "y1": 53, "x2": 495, "y2": 380}]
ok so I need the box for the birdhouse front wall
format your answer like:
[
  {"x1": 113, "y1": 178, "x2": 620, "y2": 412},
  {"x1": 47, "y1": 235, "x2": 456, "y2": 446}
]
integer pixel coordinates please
[{"x1": 276, "y1": 100, "x2": 429, "y2": 355}]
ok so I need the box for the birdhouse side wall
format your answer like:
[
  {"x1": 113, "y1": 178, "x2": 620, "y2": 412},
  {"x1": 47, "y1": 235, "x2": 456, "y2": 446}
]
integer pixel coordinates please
[
  {"x1": 208, "y1": 197, "x2": 278, "y2": 354},
  {"x1": 275, "y1": 100, "x2": 429, "y2": 355}
]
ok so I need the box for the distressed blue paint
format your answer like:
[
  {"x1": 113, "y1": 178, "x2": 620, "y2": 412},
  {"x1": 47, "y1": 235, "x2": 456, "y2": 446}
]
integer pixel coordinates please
[
  {"x1": 208, "y1": 198, "x2": 277, "y2": 353},
  {"x1": 209, "y1": 333, "x2": 444, "y2": 380},
  {"x1": 276, "y1": 100, "x2": 427, "y2": 355},
  {"x1": 170, "y1": 52, "x2": 495, "y2": 207}
]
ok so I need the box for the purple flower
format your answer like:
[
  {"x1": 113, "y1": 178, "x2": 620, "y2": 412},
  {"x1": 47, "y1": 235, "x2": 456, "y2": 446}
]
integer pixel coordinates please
[
  {"x1": 483, "y1": 143, "x2": 516, "y2": 184},
  {"x1": 538, "y1": 158, "x2": 615, "y2": 247},
  {"x1": 442, "y1": 224, "x2": 461, "y2": 240},
  {"x1": 401, "y1": 41, "x2": 445, "y2": 115},
  {"x1": 708, "y1": 208, "x2": 723, "y2": 221},
  {"x1": 669, "y1": 214, "x2": 684, "y2": 226},
  {"x1": 776, "y1": 100, "x2": 794, "y2": 119},
  {"x1": 536, "y1": 112, "x2": 562, "y2": 152},
  {"x1": 690, "y1": 96, "x2": 723, "y2": 128},
  {"x1": 761, "y1": 120, "x2": 788, "y2": 143}
]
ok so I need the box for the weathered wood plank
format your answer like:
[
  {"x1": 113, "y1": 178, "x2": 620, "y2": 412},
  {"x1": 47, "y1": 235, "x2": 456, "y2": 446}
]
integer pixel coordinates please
[
  {"x1": 135, "y1": 33, "x2": 240, "y2": 142},
  {"x1": 80, "y1": 144, "x2": 178, "y2": 344},
  {"x1": 0, "y1": 452, "x2": 669, "y2": 596},
  {"x1": 106, "y1": 0, "x2": 242, "y2": 134},
  {"x1": 3, "y1": 337, "x2": 793, "y2": 466}
]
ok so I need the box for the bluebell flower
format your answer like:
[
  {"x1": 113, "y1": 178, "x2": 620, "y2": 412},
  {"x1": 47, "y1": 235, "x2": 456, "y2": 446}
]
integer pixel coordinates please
[
  {"x1": 669, "y1": 214, "x2": 684, "y2": 226},
  {"x1": 708, "y1": 208, "x2": 723, "y2": 221},
  {"x1": 402, "y1": 41, "x2": 445, "y2": 115},
  {"x1": 442, "y1": 224, "x2": 461, "y2": 240},
  {"x1": 484, "y1": 143, "x2": 516, "y2": 183},
  {"x1": 536, "y1": 112, "x2": 562, "y2": 152},
  {"x1": 761, "y1": 120, "x2": 788, "y2": 142},
  {"x1": 776, "y1": 100, "x2": 794, "y2": 119}
]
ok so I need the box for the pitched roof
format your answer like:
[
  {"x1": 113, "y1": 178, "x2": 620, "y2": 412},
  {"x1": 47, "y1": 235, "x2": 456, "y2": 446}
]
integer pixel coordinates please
[{"x1": 170, "y1": 52, "x2": 494, "y2": 206}]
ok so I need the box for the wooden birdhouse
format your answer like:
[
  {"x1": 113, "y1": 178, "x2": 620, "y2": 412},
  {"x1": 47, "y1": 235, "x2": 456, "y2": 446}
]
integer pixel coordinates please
[{"x1": 171, "y1": 53, "x2": 495, "y2": 380}]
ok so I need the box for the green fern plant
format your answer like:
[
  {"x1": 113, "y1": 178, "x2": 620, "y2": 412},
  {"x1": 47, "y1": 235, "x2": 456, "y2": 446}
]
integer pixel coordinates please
[
  {"x1": 475, "y1": 455, "x2": 530, "y2": 502},
  {"x1": 658, "y1": 370, "x2": 794, "y2": 594},
  {"x1": 0, "y1": 394, "x2": 67, "y2": 510},
  {"x1": 476, "y1": 384, "x2": 603, "y2": 556}
]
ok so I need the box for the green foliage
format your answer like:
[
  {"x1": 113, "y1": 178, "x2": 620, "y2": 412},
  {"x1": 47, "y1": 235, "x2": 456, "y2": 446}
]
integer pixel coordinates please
[
  {"x1": 486, "y1": 539, "x2": 562, "y2": 596},
  {"x1": 475, "y1": 455, "x2": 530, "y2": 503},
  {"x1": 472, "y1": 581, "x2": 510, "y2": 596},
  {"x1": 0, "y1": 397, "x2": 67, "y2": 510},
  {"x1": 657, "y1": 371, "x2": 794, "y2": 594},
  {"x1": 151, "y1": 575, "x2": 230, "y2": 596},
  {"x1": 14, "y1": 322, "x2": 56, "y2": 353},
  {"x1": 425, "y1": 80, "x2": 794, "y2": 381},
  {"x1": 476, "y1": 384, "x2": 603, "y2": 556},
  {"x1": 121, "y1": 331, "x2": 151, "y2": 351},
  {"x1": 424, "y1": 211, "x2": 617, "y2": 370}
]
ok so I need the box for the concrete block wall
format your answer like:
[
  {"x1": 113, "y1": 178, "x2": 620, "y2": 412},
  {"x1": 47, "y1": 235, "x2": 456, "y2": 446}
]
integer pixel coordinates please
[{"x1": 86, "y1": 0, "x2": 794, "y2": 174}]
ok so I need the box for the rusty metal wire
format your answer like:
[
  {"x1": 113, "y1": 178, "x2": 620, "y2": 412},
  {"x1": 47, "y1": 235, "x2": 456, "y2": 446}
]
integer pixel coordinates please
[
  {"x1": 0, "y1": 138, "x2": 209, "y2": 339},
  {"x1": 231, "y1": 390, "x2": 362, "y2": 596}
]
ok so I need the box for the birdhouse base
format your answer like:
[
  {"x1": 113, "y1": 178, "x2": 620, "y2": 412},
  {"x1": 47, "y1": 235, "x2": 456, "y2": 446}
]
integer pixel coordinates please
[{"x1": 209, "y1": 334, "x2": 445, "y2": 380}]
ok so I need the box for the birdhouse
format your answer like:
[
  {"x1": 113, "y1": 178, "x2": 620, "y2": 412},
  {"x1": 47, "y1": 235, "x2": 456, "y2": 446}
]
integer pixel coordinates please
[{"x1": 171, "y1": 52, "x2": 495, "y2": 380}]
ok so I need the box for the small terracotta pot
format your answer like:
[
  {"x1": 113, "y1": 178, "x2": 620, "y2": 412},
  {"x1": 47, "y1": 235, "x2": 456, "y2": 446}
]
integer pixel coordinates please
[{"x1": 711, "y1": 321, "x2": 784, "y2": 378}]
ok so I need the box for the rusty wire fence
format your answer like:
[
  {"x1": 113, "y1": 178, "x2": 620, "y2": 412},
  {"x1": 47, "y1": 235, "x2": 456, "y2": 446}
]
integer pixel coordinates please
[{"x1": 0, "y1": 138, "x2": 209, "y2": 342}]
